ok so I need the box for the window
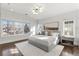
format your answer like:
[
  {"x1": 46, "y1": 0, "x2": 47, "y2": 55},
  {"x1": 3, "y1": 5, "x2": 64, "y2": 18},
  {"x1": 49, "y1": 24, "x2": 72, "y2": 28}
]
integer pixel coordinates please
[
  {"x1": 0, "y1": 19, "x2": 30, "y2": 37},
  {"x1": 1, "y1": 20, "x2": 8, "y2": 36},
  {"x1": 63, "y1": 20, "x2": 75, "y2": 38}
]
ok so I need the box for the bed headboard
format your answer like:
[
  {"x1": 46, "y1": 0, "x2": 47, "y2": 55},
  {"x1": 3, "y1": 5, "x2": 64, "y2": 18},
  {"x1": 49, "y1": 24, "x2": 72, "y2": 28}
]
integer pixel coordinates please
[{"x1": 44, "y1": 22, "x2": 59, "y2": 36}]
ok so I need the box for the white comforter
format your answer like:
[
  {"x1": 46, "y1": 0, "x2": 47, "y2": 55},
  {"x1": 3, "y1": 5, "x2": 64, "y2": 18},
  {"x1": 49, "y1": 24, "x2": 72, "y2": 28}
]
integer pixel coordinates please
[
  {"x1": 29, "y1": 35, "x2": 59, "y2": 46},
  {"x1": 28, "y1": 35, "x2": 59, "y2": 52}
]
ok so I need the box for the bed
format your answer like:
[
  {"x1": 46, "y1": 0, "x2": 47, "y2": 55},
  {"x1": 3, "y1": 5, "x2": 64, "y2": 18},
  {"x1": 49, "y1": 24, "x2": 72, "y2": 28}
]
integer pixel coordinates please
[{"x1": 28, "y1": 33, "x2": 59, "y2": 52}]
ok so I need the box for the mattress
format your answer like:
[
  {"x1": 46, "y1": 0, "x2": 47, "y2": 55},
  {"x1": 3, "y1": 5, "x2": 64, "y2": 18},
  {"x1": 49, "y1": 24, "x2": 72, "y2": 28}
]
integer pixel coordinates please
[{"x1": 28, "y1": 35, "x2": 59, "y2": 52}]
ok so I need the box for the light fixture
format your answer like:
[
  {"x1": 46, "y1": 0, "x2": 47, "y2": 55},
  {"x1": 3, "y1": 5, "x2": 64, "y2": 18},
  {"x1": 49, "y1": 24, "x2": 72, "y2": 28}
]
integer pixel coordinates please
[
  {"x1": 10, "y1": 48, "x2": 19, "y2": 54},
  {"x1": 32, "y1": 4, "x2": 44, "y2": 14}
]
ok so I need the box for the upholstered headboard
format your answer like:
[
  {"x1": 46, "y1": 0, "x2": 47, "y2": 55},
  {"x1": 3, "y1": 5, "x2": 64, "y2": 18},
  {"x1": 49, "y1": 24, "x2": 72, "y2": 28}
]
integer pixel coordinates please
[{"x1": 44, "y1": 22, "x2": 59, "y2": 36}]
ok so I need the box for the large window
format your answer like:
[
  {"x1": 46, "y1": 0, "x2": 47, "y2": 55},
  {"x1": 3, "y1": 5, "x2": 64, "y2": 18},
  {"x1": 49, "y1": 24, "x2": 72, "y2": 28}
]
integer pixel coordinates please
[
  {"x1": 63, "y1": 20, "x2": 75, "y2": 38},
  {"x1": 0, "y1": 19, "x2": 30, "y2": 37},
  {"x1": 14, "y1": 22, "x2": 25, "y2": 34},
  {"x1": 1, "y1": 20, "x2": 8, "y2": 36}
]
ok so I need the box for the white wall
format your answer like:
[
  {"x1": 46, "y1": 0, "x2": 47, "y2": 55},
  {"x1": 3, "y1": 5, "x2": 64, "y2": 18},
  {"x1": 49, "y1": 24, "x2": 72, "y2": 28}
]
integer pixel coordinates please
[
  {"x1": 38, "y1": 10, "x2": 79, "y2": 46},
  {"x1": 0, "y1": 8, "x2": 37, "y2": 44},
  {"x1": 0, "y1": 4, "x2": 1, "y2": 37}
]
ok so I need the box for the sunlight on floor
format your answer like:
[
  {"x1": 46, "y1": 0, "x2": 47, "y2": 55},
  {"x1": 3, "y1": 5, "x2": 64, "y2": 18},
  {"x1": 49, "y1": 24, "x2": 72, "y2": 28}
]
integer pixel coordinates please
[
  {"x1": 62, "y1": 51, "x2": 73, "y2": 56},
  {"x1": 10, "y1": 48, "x2": 19, "y2": 54}
]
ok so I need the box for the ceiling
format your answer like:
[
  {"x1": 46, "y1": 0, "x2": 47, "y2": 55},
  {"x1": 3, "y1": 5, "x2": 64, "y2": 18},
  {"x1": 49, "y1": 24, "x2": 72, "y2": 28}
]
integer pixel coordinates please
[{"x1": 1, "y1": 3, "x2": 79, "y2": 20}]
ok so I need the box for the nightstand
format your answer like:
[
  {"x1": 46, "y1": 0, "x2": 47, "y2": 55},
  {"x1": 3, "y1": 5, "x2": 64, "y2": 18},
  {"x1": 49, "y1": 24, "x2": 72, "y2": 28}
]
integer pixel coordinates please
[{"x1": 61, "y1": 36, "x2": 74, "y2": 46}]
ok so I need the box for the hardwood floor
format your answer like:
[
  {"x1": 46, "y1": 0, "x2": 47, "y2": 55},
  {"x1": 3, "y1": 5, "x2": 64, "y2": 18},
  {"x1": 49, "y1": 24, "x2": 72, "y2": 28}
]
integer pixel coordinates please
[
  {"x1": 60, "y1": 45, "x2": 79, "y2": 56},
  {"x1": 0, "y1": 41, "x2": 79, "y2": 56},
  {"x1": 0, "y1": 40, "x2": 26, "y2": 56},
  {"x1": 0, "y1": 43, "x2": 23, "y2": 56}
]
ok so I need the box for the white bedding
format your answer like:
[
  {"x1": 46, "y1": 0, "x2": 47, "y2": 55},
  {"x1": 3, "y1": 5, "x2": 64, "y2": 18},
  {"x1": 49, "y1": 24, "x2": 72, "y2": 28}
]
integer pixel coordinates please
[
  {"x1": 28, "y1": 35, "x2": 59, "y2": 52},
  {"x1": 29, "y1": 35, "x2": 57, "y2": 46}
]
